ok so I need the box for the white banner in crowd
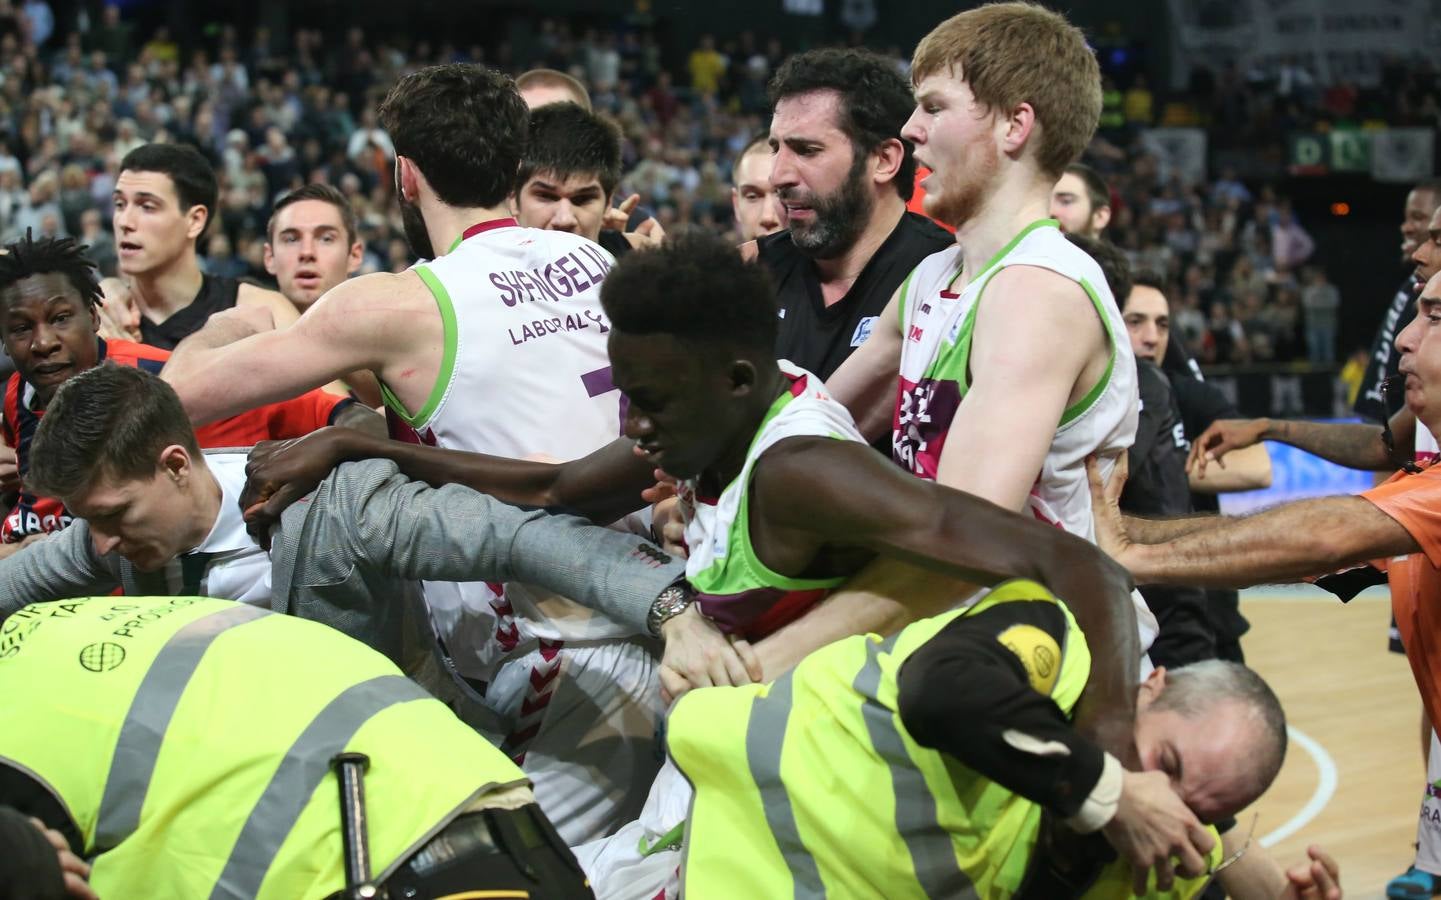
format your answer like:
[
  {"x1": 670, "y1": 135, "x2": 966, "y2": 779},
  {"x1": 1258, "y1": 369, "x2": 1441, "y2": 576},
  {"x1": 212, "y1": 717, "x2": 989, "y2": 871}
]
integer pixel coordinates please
[
  {"x1": 1371, "y1": 129, "x2": 1437, "y2": 184},
  {"x1": 1140, "y1": 128, "x2": 1209, "y2": 186},
  {"x1": 1166, "y1": 0, "x2": 1433, "y2": 87}
]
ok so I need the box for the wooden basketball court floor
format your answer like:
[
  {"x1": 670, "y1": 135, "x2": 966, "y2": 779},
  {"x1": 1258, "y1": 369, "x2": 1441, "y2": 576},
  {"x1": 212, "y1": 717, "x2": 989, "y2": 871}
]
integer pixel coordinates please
[{"x1": 1240, "y1": 585, "x2": 1421, "y2": 897}]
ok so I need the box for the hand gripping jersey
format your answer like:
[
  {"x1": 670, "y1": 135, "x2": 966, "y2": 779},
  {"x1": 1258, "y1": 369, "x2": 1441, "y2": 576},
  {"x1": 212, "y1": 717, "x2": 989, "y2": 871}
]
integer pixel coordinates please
[
  {"x1": 891, "y1": 219, "x2": 1138, "y2": 543},
  {"x1": 678, "y1": 361, "x2": 866, "y2": 640}
]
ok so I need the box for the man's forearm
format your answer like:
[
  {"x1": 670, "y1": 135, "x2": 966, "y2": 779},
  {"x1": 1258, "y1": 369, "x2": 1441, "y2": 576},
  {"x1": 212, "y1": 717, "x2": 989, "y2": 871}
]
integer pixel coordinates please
[
  {"x1": 1265, "y1": 418, "x2": 1393, "y2": 470},
  {"x1": 344, "y1": 464, "x2": 682, "y2": 633},
  {"x1": 0, "y1": 524, "x2": 120, "y2": 619},
  {"x1": 332, "y1": 403, "x2": 388, "y2": 440},
  {"x1": 1126, "y1": 496, "x2": 1416, "y2": 587},
  {"x1": 1031, "y1": 541, "x2": 1139, "y2": 764},
  {"x1": 1123, "y1": 511, "x2": 1223, "y2": 544},
  {"x1": 323, "y1": 430, "x2": 650, "y2": 524}
]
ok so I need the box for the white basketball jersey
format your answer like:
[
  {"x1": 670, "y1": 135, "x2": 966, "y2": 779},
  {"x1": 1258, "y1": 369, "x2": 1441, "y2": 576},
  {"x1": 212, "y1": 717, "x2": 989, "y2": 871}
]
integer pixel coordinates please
[
  {"x1": 382, "y1": 219, "x2": 634, "y2": 677},
  {"x1": 892, "y1": 219, "x2": 1139, "y2": 542}
]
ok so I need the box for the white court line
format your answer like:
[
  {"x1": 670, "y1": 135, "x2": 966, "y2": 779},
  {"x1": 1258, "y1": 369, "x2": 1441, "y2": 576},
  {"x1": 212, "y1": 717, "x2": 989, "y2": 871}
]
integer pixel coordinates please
[{"x1": 1260, "y1": 726, "x2": 1338, "y2": 848}]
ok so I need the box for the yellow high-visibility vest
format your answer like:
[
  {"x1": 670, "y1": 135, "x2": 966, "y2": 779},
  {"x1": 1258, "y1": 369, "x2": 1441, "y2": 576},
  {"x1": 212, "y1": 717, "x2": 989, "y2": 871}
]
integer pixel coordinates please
[
  {"x1": 0, "y1": 596, "x2": 528, "y2": 899},
  {"x1": 669, "y1": 579, "x2": 1220, "y2": 899}
]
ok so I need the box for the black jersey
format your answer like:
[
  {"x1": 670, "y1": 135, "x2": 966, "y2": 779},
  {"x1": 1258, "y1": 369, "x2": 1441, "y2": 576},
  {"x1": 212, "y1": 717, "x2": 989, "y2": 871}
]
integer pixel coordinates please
[
  {"x1": 760, "y1": 211, "x2": 953, "y2": 381},
  {"x1": 139, "y1": 274, "x2": 241, "y2": 351},
  {"x1": 1354, "y1": 274, "x2": 1419, "y2": 422}
]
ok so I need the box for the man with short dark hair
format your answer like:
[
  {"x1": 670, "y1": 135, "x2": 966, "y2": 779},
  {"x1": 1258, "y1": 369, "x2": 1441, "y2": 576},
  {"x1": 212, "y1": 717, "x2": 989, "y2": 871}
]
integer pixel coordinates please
[
  {"x1": 264, "y1": 182, "x2": 363, "y2": 313},
  {"x1": 1051, "y1": 161, "x2": 1112, "y2": 237},
  {"x1": 753, "y1": 47, "x2": 953, "y2": 381},
  {"x1": 0, "y1": 363, "x2": 689, "y2": 680},
  {"x1": 160, "y1": 64, "x2": 679, "y2": 843},
  {"x1": 512, "y1": 102, "x2": 657, "y2": 258},
  {"x1": 109, "y1": 143, "x2": 299, "y2": 349}
]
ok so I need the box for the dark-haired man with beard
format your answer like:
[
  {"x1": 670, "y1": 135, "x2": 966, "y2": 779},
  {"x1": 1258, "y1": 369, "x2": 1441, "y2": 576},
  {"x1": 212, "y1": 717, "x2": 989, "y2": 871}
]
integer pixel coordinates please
[{"x1": 747, "y1": 48, "x2": 952, "y2": 383}]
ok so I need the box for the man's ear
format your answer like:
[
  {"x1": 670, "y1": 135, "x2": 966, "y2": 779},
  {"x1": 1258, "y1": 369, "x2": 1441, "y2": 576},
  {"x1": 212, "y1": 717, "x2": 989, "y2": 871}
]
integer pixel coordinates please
[
  {"x1": 1092, "y1": 204, "x2": 1112, "y2": 233},
  {"x1": 184, "y1": 204, "x2": 209, "y2": 241},
  {"x1": 870, "y1": 137, "x2": 905, "y2": 189},
  {"x1": 729, "y1": 358, "x2": 758, "y2": 397},
  {"x1": 158, "y1": 443, "x2": 193, "y2": 484},
  {"x1": 1136, "y1": 665, "x2": 1167, "y2": 709}
]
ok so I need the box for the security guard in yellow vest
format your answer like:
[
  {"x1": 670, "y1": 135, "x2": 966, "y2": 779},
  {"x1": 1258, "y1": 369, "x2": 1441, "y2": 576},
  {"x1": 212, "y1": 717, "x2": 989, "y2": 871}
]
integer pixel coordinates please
[
  {"x1": 668, "y1": 579, "x2": 1296, "y2": 900},
  {"x1": 0, "y1": 596, "x2": 593, "y2": 899}
]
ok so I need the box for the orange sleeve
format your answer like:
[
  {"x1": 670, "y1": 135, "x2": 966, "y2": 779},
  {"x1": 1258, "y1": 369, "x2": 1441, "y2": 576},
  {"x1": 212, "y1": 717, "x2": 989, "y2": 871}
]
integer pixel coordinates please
[
  {"x1": 261, "y1": 390, "x2": 348, "y2": 440},
  {"x1": 1361, "y1": 464, "x2": 1441, "y2": 568}
]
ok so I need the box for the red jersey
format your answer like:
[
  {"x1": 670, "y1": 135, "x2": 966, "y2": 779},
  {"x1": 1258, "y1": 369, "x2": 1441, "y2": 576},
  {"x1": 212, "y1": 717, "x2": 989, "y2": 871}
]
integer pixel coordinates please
[{"x1": 1, "y1": 337, "x2": 350, "y2": 542}]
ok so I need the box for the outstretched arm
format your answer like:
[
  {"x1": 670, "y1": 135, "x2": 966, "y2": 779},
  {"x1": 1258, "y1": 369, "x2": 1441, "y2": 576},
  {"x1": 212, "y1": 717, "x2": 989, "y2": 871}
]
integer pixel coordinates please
[
  {"x1": 1120, "y1": 495, "x2": 1414, "y2": 587},
  {"x1": 242, "y1": 427, "x2": 654, "y2": 536},
  {"x1": 751, "y1": 436, "x2": 1139, "y2": 752},
  {"x1": 1189, "y1": 414, "x2": 1406, "y2": 476},
  {"x1": 163, "y1": 271, "x2": 433, "y2": 425},
  {"x1": 322, "y1": 461, "x2": 684, "y2": 634}
]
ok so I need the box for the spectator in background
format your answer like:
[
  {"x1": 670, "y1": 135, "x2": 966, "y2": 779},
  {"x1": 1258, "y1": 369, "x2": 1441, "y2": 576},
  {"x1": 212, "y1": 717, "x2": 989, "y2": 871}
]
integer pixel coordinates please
[
  {"x1": 687, "y1": 34, "x2": 726, "y2": 97},
  {"x1": 78, "y1": 208, "x2": 117, "y2": 276},
  {"x1": 1301, "y1": 265, "x2": 1340, "y2": 365},
  {"x1": 516, "y1": 67, "x2": 591, "y2": 109},
  {"x1": 1270, "y1": 203, "x2": 1314, "y2": 274},
  {"x1": 730, "y1": 132, "x2": 782, "y2": 242},
  {"x1": 1050, "y1": 161, "x2": 1111, "y2": 238}
]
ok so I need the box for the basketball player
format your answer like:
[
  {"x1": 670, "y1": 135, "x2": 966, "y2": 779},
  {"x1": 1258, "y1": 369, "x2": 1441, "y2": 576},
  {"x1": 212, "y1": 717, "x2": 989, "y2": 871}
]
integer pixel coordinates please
[
  {"x1": 109, "y1": 143, "x2": 300, "y2": 349},
  {"x1": 263, "y1": 183, "x2": 364, "y2": 314},
  {"x1": 162, "y1": 64, "x2": 673, "y2": 844},
  {"x1": 795, "y1": 3, "x2": 1149, "y2": 666}
]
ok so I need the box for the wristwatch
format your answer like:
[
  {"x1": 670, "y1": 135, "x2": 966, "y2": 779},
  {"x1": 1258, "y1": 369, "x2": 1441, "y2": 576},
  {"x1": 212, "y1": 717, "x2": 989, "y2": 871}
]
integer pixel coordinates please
[{"x1": 647, "y1": 583, "x2": 694, "y2": 637}]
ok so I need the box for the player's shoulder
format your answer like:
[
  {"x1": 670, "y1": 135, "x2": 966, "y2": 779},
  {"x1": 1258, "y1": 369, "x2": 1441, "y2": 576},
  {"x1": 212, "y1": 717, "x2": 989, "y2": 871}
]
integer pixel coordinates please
[
  {"x1": 905, "y1": 243, "x2": 963, "y2": 294},
  {"x1": 235, "y1": 282, "x2": 286, "y2": 305},
  {"x1": 303, "y1": 268, "x2": 434, "y2": 322}
]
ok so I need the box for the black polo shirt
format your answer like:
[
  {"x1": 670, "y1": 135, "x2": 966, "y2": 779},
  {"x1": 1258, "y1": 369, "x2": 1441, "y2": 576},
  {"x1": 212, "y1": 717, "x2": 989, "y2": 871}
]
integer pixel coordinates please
[{"x1": 760, "y1": 210, "x2": 953, "y2": 380}]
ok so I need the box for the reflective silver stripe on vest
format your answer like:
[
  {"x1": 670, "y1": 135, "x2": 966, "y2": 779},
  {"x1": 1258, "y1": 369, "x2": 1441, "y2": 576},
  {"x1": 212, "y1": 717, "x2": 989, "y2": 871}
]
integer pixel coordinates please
[
  {"x1": 854, "y1": 636, "x2": 977, "y2": 900},
  {"x1": 94, "y1": 603, "x2": 271, "y2": 852},
  {"x1": 209, "y1": 674, "x2": 430, "y2": 900},
  {"x1": 745, "y1": 674, "x2": 826, "y2": 899}
]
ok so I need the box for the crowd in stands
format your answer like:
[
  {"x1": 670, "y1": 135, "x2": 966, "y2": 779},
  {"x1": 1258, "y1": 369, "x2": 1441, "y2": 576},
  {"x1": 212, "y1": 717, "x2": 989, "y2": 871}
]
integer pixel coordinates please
[{"x1": 0, "y1": 4, "x2": 1394, "y2": 369}]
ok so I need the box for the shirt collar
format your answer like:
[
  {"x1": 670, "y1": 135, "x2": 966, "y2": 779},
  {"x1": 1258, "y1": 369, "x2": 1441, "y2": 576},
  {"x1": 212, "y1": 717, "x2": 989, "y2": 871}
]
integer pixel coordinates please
[{"x1": 188, "y1": 453, "x2": 257, "y2": 555}]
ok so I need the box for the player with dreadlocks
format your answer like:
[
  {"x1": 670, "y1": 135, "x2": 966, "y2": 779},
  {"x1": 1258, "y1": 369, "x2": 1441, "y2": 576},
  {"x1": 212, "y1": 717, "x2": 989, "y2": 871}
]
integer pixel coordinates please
[{"x1": 0, "y1": 231, "x2": 381, "y2": 552}]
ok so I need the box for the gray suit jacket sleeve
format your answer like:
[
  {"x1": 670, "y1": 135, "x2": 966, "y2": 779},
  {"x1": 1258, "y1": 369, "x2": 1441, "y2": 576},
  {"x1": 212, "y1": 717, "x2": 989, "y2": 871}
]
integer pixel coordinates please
[
  {"x1": 288, "y1": 459, "x2": 682, "y2": 635},
  {"x1": 0, "y1": 521, "x2": 123, "y2": 619}
]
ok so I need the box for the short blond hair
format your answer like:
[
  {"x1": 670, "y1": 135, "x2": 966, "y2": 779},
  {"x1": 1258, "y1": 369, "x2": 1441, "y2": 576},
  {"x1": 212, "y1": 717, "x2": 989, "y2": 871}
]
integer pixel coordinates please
[{"x1": 911, "y1": 2, "x2": 1100, "y2": 178}]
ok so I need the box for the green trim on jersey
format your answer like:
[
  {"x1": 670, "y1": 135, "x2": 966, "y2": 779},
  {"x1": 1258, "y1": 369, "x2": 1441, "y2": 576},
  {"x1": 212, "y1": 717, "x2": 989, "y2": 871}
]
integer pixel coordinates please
[
  {"x1": 895, "y1": 268, "x2": 918, "y2": 333},
  {"x1": 920, "y1": 219, "x2": 1112, "y2": 428},
  {"x1": 941, "y1": 218, "x2": 1059, "y2": 295},
  {"x1": 689, "y1": 386, "x2": 849, "y2": 599},
  {"x1": 380, "y1": 265, "x2": 458, "y2": 428},
  {"x1": 1058, "y1": 276, "x2": 1118, "y2": 427}
]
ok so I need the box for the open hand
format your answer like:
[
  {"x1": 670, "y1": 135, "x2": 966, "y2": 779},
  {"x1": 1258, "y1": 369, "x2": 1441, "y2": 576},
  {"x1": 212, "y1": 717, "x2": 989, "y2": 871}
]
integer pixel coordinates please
[
  {"x1": 1279, "y1": 845, "x2": 1340, "y2": 899},
  {"x1": 1188, "y1": 418, "x2": 1267, "y2": 479}
]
